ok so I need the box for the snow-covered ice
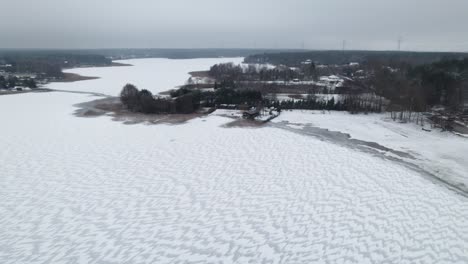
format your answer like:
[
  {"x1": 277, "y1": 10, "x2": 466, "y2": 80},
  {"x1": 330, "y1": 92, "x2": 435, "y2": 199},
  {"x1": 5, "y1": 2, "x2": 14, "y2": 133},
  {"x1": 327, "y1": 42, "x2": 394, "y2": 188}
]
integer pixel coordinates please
[{"x1": 1, "y1": 59, "x2": 468, "y2": 263}]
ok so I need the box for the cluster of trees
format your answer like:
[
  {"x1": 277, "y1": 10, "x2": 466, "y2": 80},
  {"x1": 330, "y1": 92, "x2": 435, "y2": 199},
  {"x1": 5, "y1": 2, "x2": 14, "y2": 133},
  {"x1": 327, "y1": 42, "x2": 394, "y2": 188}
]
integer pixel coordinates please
[
  {"x1": 204, "y1": 88, "x2": 262, "y2": 106},
  {"x1": 208, "y1": 62, "x2": 372, "y2": 96},
  {"x1": 0, "y1": 76, "x2": 37, "y2": 89},
  {"x1": 209, "y1": 63, "x2": 243, "y2": 81},
  {"x1": 120, "y1": 84, "x2": 197, "y2": 114},
  {"x1": 411, "y1": 59, "x2": 468, "y2": 110},
  {"x1": 369, "y1": 66, "x2": 426, "y2": 112},
  {"x1": 120, "y1": 82, "x2": 266, "y2": 114},
  {"x1": 209, "y1": 63, "x2": 305, "y2": 82},
  {"x1": 369, "y1": 58, "x2": 468, "y2": 113},
  {"x1": 267, "y1": 94, "x2": 383, "y2": 113},
  {"x1": 171, "y1": 86, "x2": 262, "y2": 107},
  {"x1": 257, "y1": 66, "x2": 302, "y2": 81}
]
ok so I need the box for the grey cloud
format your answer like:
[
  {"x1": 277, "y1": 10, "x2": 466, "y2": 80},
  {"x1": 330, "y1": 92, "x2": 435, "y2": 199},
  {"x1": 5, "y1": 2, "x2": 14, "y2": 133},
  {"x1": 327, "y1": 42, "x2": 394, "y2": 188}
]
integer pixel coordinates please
[{"x1": 1, "y1": 0, "x2": 467, "y2": 51}]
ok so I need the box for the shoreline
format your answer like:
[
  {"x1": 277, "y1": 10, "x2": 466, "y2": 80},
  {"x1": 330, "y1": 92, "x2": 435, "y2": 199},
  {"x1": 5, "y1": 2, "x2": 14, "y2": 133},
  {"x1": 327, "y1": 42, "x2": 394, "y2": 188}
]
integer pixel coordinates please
[
  {"x1": 109, "y1": 62, "x2": 133, "y2": 67},
  {"x1": 0, "y1": 88, "x2": 51, "y2": 96},
  {"x1": 54, "y1": 61, "x2": 134, "y2": 83},
  {"x1": 63, "y1": 61, "x2": 133, "y2": 70}
]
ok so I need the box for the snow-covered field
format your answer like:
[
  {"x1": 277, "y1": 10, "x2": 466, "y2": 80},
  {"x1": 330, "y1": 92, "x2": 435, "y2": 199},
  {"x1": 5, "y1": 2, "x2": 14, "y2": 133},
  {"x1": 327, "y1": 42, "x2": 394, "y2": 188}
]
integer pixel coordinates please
[{"x1": 1, "y1": 59, "x2": 468, "y2": 263}]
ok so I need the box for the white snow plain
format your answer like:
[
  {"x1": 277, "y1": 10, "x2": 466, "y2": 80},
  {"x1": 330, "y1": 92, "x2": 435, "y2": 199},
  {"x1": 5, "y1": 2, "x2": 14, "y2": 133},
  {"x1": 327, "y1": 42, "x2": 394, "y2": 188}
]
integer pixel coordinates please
[{"x1": 0, "y1": 59, "x2": 468, "y2": 263}]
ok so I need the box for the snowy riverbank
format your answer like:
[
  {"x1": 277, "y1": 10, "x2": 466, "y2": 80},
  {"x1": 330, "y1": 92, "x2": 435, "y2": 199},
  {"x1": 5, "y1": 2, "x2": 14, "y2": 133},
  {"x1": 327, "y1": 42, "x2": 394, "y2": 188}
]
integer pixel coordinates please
[{"x1": 273, "y1": 110, "x2": 468, "y2": 194}]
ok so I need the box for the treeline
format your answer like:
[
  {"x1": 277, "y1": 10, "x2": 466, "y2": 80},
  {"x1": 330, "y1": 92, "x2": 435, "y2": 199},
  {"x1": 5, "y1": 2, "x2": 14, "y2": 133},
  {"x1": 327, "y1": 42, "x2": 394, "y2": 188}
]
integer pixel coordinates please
[{"x1": 34, "y1": 48, "x2": 282, "y2": 60}]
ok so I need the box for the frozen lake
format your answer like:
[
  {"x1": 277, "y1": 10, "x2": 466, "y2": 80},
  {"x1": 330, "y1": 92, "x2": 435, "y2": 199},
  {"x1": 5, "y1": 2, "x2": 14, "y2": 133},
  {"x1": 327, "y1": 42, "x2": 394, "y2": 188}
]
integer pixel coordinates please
[
  {"x1": 1, "y1": 58, "x2": 468, "y2": 263},
  {"x1": 48, "y1": 57, "x2": 244, "y2": 96}
]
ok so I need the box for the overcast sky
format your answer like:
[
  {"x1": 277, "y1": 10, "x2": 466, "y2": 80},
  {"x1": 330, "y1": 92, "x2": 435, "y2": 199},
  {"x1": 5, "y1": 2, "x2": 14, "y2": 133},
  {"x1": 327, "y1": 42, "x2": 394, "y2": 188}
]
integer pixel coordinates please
[{"x1": 1, "y1": 0, "x2": 468, "y2": 51}]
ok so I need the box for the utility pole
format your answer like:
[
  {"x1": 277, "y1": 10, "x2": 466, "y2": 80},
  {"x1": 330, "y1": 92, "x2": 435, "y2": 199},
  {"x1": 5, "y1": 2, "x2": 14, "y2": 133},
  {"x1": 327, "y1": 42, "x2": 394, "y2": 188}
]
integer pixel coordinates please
[
  {"x1": 398, "y1": 36, "x2": 403, "y2": 51},
  {"x1": 342, "y1": 40, "x2": 346, "y2": 52}
]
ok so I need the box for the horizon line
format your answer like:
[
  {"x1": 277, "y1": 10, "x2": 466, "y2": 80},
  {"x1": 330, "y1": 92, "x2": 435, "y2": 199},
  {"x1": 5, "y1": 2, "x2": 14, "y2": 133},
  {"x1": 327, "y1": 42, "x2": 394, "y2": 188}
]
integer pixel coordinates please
[{"x1": 0, "y1": 47, "x2": 467, "y2": 54}]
